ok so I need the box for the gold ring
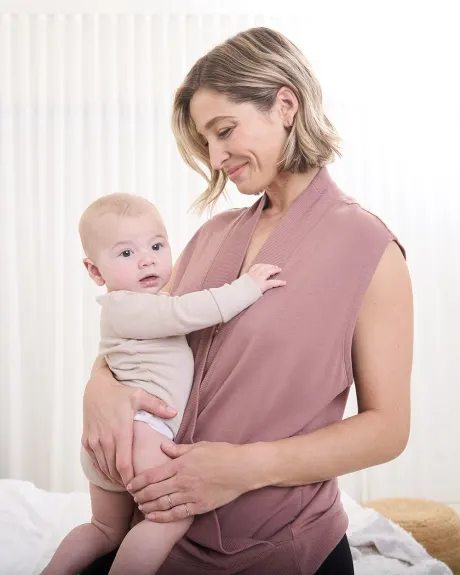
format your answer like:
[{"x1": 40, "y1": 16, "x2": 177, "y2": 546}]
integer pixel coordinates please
[
  {"x1": 167, "y1": 494, "x2": 173, "y2": 509},
  {"x1": 184, "y1": 503, "x2": 190, "y2": 517}
]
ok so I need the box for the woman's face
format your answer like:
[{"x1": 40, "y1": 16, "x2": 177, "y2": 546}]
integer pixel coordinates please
[{"x1": 190, "y1": 89, "x2": 292, "y2": 195}]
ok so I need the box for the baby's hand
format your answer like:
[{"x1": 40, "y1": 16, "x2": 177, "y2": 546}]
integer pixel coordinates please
[{"x1": 248, "y1": 264, "x2": 286, "y2": 294}]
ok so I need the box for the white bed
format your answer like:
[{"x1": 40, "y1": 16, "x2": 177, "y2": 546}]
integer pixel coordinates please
[{"x1": 0, "y1": 479, "x2": 452, "y2": 575}]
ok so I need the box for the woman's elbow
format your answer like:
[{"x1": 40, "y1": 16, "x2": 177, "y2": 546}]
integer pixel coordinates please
[
  {"x1": 379, "y1": 415, "x2": 411, "y2": 463},
  {"x1": 388, "y1": 431, "x2": 410, "y2": 461}
]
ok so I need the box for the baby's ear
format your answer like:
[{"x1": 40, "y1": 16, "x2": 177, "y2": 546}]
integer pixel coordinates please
[{"x1": 83, "y1": 258, "x2": 105, "y2": 287}]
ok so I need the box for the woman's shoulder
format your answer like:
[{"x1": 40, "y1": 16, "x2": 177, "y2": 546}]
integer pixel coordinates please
[
  {"x1": 170, "y1": 207, "x2": 248, "y2": 294},
  {"x1": 327, "y1": 191, "x2": 406, "y2": 258},
  {"x1": 197, "y1": 207, "x2": 247, "y2": 237},
  {"x1": 181, "y1": 207, "x2": 248, "y2": 252}
]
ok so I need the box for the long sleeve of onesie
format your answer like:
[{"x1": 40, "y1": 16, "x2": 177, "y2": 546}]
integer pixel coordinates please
[{"x1": 97, "y1": 273, "x2": 262, "y2": 340}]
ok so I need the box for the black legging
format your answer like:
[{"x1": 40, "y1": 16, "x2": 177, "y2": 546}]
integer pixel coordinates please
[
  {"x1": 80, "y1": 534, "x2": 353, "y2": 574},
  {"x1": 315, "y1": 535, "x2": 354, "y2": 574}
]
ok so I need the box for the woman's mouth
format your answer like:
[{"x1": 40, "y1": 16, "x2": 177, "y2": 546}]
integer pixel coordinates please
[{"x1": 227, "y1": 162, "x2": 248, "y2": 181}]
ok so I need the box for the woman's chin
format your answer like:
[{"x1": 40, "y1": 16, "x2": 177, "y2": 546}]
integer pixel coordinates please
[{"x1": 235, "y1": 183, "x2": 264, "y2": 197}]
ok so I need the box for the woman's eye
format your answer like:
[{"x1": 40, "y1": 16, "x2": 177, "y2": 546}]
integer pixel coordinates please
[
  {"x1": 218, "y1": 128, "x2": 232, "y2": 139},
  {"x1": 121, "y1": 250, "x2": 132, "y2": 258},
  {"x1": 152, "y1": 243, "x2": 162, "y2": 251}
]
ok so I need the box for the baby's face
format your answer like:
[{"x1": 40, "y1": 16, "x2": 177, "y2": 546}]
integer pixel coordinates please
[{"x1": 92, "y1": 211, "x2": 173, "y2": 294}]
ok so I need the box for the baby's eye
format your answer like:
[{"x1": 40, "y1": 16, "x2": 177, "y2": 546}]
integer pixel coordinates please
[
  {"x1": 120, "y1": 250, "x2": 133, "y2": 258},
  {"x1": 152, "y1": 243, "x2": 162, "y2": 251}
]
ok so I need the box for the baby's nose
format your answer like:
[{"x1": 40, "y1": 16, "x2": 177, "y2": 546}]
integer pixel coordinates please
[{"x1": 139, "y1": 253, "x2": 156, "y2": 267}]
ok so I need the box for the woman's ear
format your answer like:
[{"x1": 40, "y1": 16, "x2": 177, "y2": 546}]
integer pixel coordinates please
[
  {"x1": 276, "y1": 86, "x2": 299, "y2": 128},
  {"x1": 83, "y1": 258, "x2": 105, "y2": 287}
]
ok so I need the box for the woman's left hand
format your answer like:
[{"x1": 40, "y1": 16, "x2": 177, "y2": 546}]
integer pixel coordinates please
[{"x1": 127, "y1": 440, "x2": 256, "y2": 522}]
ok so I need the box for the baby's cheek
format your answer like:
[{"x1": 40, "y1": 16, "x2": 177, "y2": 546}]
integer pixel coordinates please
[{"x1": 111, "y1": 266, "x2": 138, "y2": 291}]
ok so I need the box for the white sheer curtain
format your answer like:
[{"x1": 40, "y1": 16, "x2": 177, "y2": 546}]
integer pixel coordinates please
[{"x1": 1, "y1": 2, "x2": 459, "y2": 504}]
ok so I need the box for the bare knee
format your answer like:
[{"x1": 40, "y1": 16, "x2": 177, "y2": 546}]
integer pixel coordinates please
[{"x1": 91, "y1": 516, "x2": 130, "y2": 549}]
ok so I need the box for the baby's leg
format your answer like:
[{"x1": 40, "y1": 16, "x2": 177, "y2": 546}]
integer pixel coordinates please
[
  {"x1": 109, "y1": 421, "x2": 193, "y2": 575},
  {"x1": 40, "y1": 484, "x2": 134, "y2": 575}
]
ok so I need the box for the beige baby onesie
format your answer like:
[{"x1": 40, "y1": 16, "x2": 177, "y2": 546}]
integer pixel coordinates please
[{"x1": 81, "y1": 273, "x2": 262, "y2": 490}]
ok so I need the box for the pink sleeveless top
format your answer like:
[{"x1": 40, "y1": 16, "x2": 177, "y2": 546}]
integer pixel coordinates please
[{"x1": 158, "y1": 168, "x2": 403, "y2": 575}]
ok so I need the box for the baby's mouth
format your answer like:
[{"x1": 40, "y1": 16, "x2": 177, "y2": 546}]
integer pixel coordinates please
[{"x1": 139, "y1": 275, "x2": 159, "y2": 287}]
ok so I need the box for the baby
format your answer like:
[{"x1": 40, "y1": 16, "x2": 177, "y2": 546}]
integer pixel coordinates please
[{"x1": 41, "y1": 193, "x2": 285, "y2": 575}]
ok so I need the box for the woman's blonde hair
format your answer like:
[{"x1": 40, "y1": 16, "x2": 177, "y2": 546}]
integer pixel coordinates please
[{"x1": 172, "y1": 27, "x2": 341, "y2": 213}]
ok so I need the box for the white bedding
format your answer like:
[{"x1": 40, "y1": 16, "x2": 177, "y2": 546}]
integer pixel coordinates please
[{"x1": 0, "y1": 479, "x2": 453, "y2": 575}]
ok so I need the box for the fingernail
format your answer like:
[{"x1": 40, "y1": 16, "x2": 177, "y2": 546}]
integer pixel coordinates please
[
  {"x1": 133, "y1": 496, "x2": 138, "y2": 503},
  {"x1": 148, "y1": 513, "x2": 155, "y2": 521},
  {"x1": 127, "y1": 483, "x2": 132, "y2": 491},
  {"x1": 138, "y1": 505, "x2": 143, "y2": 511},
  {"x1": 166, "y1": 406, "x2": 177, "y2": 414}
]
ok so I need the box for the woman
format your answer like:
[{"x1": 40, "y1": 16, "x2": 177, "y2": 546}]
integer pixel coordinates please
[{"x1": 81, "y1": 27, "x2": 413, "y2": 574}]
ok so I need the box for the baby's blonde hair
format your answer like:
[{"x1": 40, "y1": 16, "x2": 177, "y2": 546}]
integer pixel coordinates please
[{"x1": 79, "y1": 193, "x2": 160, "y2": 258}]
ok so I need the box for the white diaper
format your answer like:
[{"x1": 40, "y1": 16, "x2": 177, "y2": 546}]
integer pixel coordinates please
[{"x1": 134, "y1": 409, "x2": 174, "y2": 440}]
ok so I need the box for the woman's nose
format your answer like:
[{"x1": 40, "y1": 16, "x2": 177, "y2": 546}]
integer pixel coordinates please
[{"x1": 209, "y1": 142, "x2": 230, "y2": 171}]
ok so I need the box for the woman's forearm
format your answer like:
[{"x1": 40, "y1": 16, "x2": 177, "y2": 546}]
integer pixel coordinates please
[{"x1": 243, "y1": 409, "x2": 409, "y2": 490}]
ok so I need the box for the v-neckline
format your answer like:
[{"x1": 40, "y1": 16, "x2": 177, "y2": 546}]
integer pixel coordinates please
[
  {"x1": 202, "y1": 168, "x2": 332, "y2": 292},
  {"x1": 236, "y1": 196, "x2": 282, "y2": 278}
]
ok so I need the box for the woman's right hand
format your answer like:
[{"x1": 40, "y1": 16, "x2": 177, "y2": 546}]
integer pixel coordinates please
[{"x1": 82, "y1": 360, "x2": 177, "y2": 487}]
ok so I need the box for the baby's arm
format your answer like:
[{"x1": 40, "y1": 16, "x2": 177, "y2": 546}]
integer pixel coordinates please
[{"x1": 102, "y1": 264, "x2": 284, "y2": 340}]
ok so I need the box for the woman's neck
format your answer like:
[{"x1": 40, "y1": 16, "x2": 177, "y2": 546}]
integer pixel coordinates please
[{"x1": 264, "y1": 168, "x2": 320, "y2": 216}]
